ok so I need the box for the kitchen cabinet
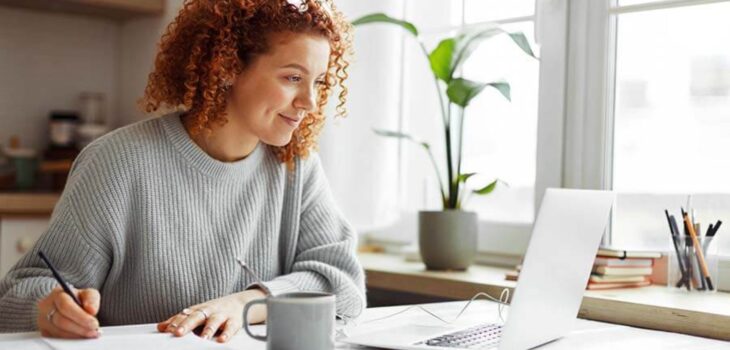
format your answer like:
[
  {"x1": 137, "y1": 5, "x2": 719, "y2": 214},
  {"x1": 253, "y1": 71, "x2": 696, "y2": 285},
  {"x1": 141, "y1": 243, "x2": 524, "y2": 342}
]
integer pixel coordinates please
[
  {"x1": 0, "y1": 216, "x2": 49, "y2": 279},
  {"x1": 0, "y1": 0, "x2": 163, "y2": 20}
]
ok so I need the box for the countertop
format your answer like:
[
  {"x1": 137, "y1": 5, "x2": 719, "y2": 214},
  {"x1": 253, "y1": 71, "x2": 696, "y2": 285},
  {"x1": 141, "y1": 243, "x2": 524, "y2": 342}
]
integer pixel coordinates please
[
  {"x1": 359, "y1": 252, "x2": 730, "y2": 341},
  {"x1": 0, "y1": 192, "x2": 60, "y2": 216}
]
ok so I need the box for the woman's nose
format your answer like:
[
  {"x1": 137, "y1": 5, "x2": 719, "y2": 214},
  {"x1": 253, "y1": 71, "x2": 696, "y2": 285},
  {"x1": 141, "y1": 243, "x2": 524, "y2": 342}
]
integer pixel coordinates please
[{"x1": 294, "y1": 86, "x2": 316, "y2": 112}]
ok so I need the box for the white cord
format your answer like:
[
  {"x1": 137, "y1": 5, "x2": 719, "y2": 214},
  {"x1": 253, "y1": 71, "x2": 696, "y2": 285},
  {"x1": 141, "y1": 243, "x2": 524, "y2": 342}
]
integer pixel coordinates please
[
  {"x1": 235, "y1": 258, "x2": 511, "y2": 340},
  {"x1": 336, "y1": 289, "x2": 511, "y2": 339}
]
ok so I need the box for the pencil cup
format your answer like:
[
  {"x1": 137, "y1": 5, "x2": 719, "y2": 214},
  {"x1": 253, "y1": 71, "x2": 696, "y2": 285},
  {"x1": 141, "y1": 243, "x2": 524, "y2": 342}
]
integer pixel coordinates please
[{"x1": 668, "y1": 238, "x2": 719, "y2": 292}]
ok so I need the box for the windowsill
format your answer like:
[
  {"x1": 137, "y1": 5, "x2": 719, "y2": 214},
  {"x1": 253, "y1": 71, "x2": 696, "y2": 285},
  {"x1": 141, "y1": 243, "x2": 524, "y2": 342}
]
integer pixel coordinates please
[{"x1": 359, "y1": 252, "x2": 730, "y2": 341}]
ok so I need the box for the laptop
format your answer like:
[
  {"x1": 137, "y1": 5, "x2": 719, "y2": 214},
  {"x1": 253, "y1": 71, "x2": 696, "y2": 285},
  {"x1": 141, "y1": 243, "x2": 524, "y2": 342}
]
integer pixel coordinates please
[{"x1": 342, "y1": 188, "x2": 615, "y2": 350}]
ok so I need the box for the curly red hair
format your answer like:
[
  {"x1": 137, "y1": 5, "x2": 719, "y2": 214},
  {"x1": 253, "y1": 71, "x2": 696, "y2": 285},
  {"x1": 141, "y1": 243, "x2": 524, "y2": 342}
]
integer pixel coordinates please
[{"x1": 141, "y1": 0, "x2": 352, "y2": 167}]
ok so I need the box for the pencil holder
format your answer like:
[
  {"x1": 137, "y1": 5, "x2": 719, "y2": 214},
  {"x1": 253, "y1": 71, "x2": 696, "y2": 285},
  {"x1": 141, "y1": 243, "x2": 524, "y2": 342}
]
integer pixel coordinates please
[{"x1": 667, "y1": 238, "x2": 719, "y2": 292}]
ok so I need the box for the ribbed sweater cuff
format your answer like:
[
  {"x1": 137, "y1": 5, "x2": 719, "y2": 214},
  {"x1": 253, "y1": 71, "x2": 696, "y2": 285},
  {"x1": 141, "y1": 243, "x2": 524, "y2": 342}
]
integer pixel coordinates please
[{"x1": 253, "y1": 279, "x2": 301, "y2": 297}]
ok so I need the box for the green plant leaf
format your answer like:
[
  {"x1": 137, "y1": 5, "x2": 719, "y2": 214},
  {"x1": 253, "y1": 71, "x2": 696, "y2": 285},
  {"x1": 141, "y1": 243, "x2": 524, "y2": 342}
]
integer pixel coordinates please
[
  {"x1": 374, "y1": 128, "x2": 447, "y2": 204},
  {"x1": 450, "y1": 26, "x2": 536, "y2": 78},
  {"x1": 351, "y1": 13, "x2": 419, "y2": 37},
  {"x1": 473, "y1": 179, "x2": 498, "y2": 195},
  {"x1": 446, "y1": 79, "x2": 510, "y2": 107},
  {"x1": 373, "y1": 128, "x2": 429, "y2": 149},
  {"x1": 486, "y1": 82, "x2": 511, "y2": 101},
  {"x1": 457, "y1": 172, "x2": 477, "y2": 183},
  {"x1": 428, "y1": 38, "x2": 456, "y2": 83},
  {"x1": 508, "y1": 32, "x2": 536, "y2": 58},
  {"x1": 450, "y1": 26, "x2": 502, "y2": 78},
  {"x1": 447, "y1": 78, "x2": 484, "y2": 107}
]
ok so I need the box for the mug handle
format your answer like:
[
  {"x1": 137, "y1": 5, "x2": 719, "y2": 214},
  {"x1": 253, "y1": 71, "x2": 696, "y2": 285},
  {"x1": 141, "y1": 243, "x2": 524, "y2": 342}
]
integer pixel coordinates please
[{"x1": 243, "y1": 299, "x2": 267, "y2": 341}]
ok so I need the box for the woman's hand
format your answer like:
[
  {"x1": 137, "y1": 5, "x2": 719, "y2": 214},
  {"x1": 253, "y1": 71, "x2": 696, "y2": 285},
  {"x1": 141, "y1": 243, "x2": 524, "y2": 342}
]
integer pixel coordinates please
[
  {"x1": 36, "y1": 286, "x2": 101, "y2": 338},
  {"x1": 157, "y1": 288, "x2": 267, "y2": 343}
]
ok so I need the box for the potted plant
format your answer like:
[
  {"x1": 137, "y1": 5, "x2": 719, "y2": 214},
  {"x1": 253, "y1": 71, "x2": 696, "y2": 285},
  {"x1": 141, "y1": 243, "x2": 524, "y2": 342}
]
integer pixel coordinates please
[{"x1": 352, "y1": 13, "x2": 536, "y2": 270}]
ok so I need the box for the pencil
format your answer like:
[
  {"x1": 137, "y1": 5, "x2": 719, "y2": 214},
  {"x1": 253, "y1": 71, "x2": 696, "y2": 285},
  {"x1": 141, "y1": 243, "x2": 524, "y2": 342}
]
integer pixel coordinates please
[
  {"x1": 682, "y1": 209, "x2": 714, "y2": 291},
  {"x1": 38, "y1": 251, "x2": 82, "y2": 306}
]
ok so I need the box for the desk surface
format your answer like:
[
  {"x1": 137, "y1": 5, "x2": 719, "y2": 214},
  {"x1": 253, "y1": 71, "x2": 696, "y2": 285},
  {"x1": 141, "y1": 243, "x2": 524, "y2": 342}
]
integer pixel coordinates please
[
  {"x1": 360, "y1": 252, "x2": 730, "y2": 341},
  {"x1": 1, "y1": 302, "x2": 727, "y2": 349}
]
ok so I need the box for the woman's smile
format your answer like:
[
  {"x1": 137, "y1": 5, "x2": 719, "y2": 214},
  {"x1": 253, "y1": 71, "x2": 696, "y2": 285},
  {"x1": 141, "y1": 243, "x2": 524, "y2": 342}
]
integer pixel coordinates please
[{"x1": 278, "y1": 113, "x2": 301, "y2": 127}]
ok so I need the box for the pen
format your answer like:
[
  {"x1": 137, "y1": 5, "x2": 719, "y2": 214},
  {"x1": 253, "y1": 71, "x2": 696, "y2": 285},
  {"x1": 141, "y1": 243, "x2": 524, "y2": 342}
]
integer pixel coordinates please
[
  {"x1": 665, "y1": 210, "x2": 689, "y2": 290},
  {"x1": 38, "y1": 251, "x2": 82, "y2": 307},
  {"x1": 711, "y1": 220, "x2": 722, "y2": 236},
  {"x1": 703, "y1": 220, "x2": 721, "y2": 258},
  {"x1": 236, "y1": 257, "x2": 266, "y2": 286},
  {"x1": 682, "y1": 208, "x2": 714, "y2": 291},
  {"x1": 670, "y1": 215, "x2": 691, "y2": 290}
]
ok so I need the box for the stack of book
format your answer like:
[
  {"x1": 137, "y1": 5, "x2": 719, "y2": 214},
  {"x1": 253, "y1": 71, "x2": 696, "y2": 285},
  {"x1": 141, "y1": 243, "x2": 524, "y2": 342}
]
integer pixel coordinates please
[{"x1": 588, "y1": 248, "x2": 661, "y2": 290}]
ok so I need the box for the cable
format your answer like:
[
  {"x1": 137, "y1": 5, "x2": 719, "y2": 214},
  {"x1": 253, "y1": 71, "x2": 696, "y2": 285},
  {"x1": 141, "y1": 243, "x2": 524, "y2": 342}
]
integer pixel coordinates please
[{"x1": 336, "y1": 289, "x2": 511, "y2": 339}]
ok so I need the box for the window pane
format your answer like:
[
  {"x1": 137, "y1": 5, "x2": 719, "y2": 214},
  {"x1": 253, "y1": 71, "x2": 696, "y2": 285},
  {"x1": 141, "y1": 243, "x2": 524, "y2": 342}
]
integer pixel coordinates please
[
  {"x1": 613, "y1": 2, "x2": 730, "y2": 193},
  {"x1": 611, "y1": 2, "x2": 730, "y2": 254},
  {"x1": 464, "y1": 0, "x2": 534, "y2": 23},
  {"x1": 461, "y1": 21, "x2": 539, "y2": 223}
]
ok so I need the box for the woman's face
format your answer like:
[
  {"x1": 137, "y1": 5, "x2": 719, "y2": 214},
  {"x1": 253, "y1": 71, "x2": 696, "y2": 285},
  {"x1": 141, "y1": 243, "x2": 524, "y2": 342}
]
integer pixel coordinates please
[{"x1": 226, "y1": 31, "x2": 331, "y2": 147}]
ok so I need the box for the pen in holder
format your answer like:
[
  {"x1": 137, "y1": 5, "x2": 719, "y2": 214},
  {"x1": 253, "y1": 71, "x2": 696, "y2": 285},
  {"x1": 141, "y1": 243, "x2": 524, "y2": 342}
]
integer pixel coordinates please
[{"x1": 665, "y1": 209, "x2": 721, "y2": 292}]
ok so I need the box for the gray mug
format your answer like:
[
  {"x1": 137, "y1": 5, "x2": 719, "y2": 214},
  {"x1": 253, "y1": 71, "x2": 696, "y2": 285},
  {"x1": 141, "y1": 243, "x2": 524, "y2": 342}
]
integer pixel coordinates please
[{"x1": 243, "y1": 292, "x2": 336, "y2": 350}]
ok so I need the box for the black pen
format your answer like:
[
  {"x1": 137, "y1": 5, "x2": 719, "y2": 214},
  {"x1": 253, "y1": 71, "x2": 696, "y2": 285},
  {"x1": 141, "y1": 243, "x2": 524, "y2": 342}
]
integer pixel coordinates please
[
  {"x1": 38, "y1": 251, "x2": 82, "y2": 307},
  {"x1": 703, "y1": 220, "x2": 722, "y2": 258},
  {"x1": 665, "y1": 211, "x2": 689, "y2": 289},
  {"x1": 711, "y1": 220, "x2": 722, "y2": 236}
]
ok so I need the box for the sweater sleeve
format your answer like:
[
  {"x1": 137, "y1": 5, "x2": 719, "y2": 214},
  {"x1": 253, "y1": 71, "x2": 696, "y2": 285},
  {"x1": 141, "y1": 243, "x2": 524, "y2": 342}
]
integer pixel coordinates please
[
  {"x1": 258, "y1": 154, "x2": 367, "y2": 318},
  {"x1": 0, "y1": 146, "x2": 113, "y2": 332}
]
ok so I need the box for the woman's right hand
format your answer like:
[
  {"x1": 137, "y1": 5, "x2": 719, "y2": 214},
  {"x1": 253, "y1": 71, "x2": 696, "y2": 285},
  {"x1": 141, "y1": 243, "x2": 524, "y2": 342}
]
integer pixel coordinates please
[{"x1": 36, "y1": 286, "x2": 101, "y2": 338}]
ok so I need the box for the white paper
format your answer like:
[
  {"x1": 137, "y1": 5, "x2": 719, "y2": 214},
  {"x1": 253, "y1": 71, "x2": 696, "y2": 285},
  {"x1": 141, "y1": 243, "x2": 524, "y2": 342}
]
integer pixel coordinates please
[{"x1": 43, "y1": 333, "x2": 237, "y2": 350}]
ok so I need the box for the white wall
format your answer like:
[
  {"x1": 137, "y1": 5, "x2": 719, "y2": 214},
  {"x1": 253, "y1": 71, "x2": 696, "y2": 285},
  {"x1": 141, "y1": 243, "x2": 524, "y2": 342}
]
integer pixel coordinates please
[
  {"x1": 0, "y1": 6, "x2": 119, "y2": 150},
  {"x1": 117, "y1": 0, "x2": 184, "y2": 125},
  {"x1": 0, "y1": 1, "x2": 184, "y2": 150}
]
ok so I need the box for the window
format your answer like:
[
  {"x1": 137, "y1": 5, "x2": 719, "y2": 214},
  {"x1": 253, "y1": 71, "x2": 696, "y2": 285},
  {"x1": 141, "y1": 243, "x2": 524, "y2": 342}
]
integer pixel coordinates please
[
  {"x1": 565, "y1": 0, "x2": 730, "y2": 255},
  {"x1": 460, "y1": 1, "x2": 539, "y2": 224},
  {"x1": 610, "y1": 1, "x2": 730, "y2": 254},
  {"x1": 612, "y1": 1, "x2": 730, "y2": 194},
  {"x1": 400, "y1": 0, "x2": 540, "y2": 224}
]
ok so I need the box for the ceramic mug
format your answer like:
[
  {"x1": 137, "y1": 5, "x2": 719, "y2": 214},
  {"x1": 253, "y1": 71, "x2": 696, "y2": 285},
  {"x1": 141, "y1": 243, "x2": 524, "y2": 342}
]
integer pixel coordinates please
[{"x1": 243, "y1": 292, "x2": 336, "y2": 350}]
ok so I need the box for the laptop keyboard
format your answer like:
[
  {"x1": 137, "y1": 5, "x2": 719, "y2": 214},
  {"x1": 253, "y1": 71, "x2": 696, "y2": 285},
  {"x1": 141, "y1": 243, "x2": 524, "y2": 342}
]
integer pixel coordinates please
[{"x1": 415, "y1": 323, "x2": 503, "y2": 349}]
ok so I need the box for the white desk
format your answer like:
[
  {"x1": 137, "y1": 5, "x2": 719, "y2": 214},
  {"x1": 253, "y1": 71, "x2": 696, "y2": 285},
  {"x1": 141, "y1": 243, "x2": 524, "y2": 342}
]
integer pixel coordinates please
[{"x1": 1, "y1": 301, "x2": 727, "y2": 349}]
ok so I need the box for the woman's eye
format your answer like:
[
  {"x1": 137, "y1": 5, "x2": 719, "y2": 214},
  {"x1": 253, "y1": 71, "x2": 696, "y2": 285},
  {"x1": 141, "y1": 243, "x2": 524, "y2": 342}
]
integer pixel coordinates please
[{"x1": 286, "y1": 76, "x2": 302, "y2": 83}]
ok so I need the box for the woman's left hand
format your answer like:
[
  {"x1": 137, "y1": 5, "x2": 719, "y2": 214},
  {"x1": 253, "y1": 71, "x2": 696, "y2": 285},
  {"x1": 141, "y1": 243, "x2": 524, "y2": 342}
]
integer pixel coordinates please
[{"x1": 156, "y1": 288, "x2": 267, "y2": 343}]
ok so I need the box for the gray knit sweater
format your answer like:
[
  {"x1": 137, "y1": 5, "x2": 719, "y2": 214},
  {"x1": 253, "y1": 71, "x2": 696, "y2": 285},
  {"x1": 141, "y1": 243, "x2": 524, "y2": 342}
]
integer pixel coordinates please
[{"x1": 0, "y1": 114, "x2": 366, "y2": 332}]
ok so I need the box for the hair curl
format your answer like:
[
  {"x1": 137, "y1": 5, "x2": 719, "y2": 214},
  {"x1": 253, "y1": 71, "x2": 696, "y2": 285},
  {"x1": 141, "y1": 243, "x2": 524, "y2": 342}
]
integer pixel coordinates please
[{"x1": 141, "y1": 0, "x2": 352, "y2": 168}]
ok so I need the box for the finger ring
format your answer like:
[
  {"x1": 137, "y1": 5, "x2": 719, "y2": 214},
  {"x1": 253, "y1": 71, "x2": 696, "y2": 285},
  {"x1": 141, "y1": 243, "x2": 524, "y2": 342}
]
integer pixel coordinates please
[
  {"x1": 46, "y1": 307, "x2": 56, "y2": 322},
  {"x1": 181, "y1": 308, "x2": 192, "y2": 316},
  {"x1": 196, "y1": 309, "x2": 209, "y2": 320}
]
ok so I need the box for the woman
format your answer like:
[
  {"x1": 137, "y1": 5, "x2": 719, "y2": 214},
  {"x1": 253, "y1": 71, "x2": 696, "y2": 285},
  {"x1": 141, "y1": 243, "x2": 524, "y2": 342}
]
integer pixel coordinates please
[{"x1": 0, "y1": 0, "x2": 365, "y2": 343}]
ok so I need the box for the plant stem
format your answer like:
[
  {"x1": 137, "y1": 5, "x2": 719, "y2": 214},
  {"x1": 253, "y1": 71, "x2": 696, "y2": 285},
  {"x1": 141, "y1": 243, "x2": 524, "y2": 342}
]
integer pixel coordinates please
[
  {"x1": 424, "y1": 147, "x2": 447, "y2": 206},
  {"x1": 417, "y1": 41, "x2": 450, "y2": 205},
  {"x1": 455, "y1": 107, "x2": 466, "y2": 209},
  {"x1": 417, "y1": 43, "x2": 448, "y2": 125},
  {"x1": 446, "y1": 105, "x2": 456, "y2": 209}
]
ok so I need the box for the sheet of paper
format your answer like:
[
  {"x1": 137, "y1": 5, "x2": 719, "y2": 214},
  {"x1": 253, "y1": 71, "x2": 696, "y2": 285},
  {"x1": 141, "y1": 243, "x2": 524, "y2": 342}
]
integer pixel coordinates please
[
  {"x1": 0, "y1": 339, "x2": 51, "y2": 350},
  {"x1": 43, "y1": 333, "x2": 237, "y2": 350}
]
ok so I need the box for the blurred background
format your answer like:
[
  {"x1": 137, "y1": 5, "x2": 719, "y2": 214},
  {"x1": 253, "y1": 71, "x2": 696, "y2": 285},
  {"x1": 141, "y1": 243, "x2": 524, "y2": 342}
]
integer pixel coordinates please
[{"x1": 0, "y1": 0, "x2": 729, "y2": 280}]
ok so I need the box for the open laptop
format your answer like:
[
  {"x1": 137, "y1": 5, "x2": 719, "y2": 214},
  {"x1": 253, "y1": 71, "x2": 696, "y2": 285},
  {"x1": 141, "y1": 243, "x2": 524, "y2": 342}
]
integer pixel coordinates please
[{"x1": 342, "y1": 188, "x2": 615, "y2": 350}]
